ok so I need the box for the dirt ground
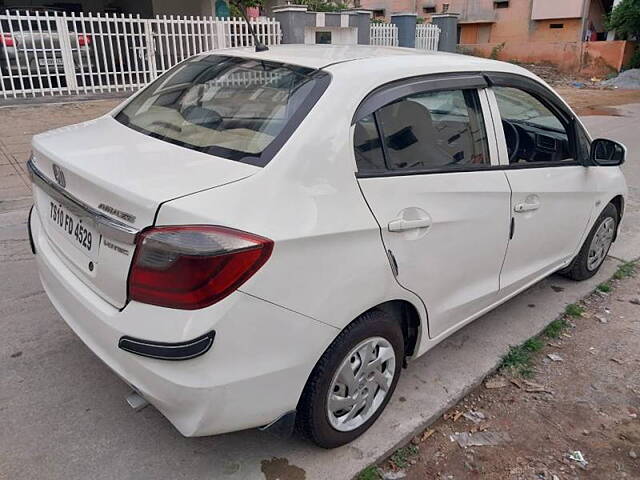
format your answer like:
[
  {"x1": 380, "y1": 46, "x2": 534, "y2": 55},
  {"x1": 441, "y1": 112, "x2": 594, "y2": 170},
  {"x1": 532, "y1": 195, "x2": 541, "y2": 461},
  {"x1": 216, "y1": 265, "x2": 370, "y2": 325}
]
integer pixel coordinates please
[
  {"x1": 374, "y1": 266, "x2": 640, "y2": 480},
  {"x1": 555, "y1": 88, "x2": 640, "y2": 117},
  {"x1": 505, "y1": 62, "x2": 640, "y2": 116}
]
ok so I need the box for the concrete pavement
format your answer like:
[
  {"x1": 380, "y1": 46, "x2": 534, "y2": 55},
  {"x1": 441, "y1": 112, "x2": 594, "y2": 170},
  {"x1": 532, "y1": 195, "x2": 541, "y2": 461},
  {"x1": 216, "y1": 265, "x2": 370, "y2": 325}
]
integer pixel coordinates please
[{"x1": 1, "y1": 101, "x2": 639, "y2": 480}]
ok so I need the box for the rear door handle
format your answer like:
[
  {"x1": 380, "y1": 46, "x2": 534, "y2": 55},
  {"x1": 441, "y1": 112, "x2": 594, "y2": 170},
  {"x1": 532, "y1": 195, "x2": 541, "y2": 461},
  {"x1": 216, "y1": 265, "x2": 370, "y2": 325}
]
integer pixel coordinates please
[
  {"x1": 514, "y1": 201, "x2": 540, "y2": 213},
  {"x1": 388, "y1": 217, "x2": 432, "y2": 232}
]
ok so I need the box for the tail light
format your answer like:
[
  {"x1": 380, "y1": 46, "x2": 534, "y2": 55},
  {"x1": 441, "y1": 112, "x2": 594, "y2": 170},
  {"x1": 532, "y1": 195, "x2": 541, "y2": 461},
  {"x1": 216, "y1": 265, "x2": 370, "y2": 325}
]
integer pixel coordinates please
[
  {"x1": 1, "y1": 34, "x2": 14, "y2": 47},
  {"x1": 128, "y1": 225, "x2": 273, "y2": 310},
  {"x1": 78, "y1": 34, "x2": 91, "y2": 47}
]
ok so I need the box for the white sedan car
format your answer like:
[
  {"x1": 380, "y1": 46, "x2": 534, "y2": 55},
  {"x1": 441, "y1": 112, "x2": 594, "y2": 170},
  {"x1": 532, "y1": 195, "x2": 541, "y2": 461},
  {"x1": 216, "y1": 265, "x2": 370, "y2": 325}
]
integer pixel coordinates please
[{"x1": 28, "y1": 45, "x2": 627, "y2": 448}]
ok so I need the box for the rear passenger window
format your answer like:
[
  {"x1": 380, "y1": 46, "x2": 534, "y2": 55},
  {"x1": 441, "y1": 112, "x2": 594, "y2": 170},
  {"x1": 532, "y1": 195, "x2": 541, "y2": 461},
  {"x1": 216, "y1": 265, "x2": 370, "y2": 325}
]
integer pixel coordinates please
[
  {"x1": 377, "y1": 90, "x2": 490, "y2": 170},
  {"x1": 354, "y1": 114, "x2": 386, "y2": 172},
  {"x1": 376, "y1": 89, "x2": 489, "y2": 172}
]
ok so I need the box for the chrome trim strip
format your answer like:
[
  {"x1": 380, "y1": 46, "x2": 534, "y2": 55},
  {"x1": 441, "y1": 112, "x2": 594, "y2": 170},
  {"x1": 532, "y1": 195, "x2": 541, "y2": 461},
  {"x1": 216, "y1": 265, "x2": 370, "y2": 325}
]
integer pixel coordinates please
[{"x1": 27, "y1": 159, "x2": 139, "y2": 245}]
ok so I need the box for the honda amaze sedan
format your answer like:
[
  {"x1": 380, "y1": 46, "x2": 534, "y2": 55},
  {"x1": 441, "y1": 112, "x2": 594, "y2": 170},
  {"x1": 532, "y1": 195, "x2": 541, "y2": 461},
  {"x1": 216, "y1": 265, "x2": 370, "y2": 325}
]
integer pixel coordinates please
[{"x1": 28, "y1": 45, "x2": 627, "y2": 448}]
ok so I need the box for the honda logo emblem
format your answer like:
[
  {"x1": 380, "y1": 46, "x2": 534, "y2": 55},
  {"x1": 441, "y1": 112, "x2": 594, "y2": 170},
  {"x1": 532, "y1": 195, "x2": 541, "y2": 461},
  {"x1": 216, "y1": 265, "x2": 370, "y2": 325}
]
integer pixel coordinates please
[{"x1": 52, "y1": 164, "x2": 66, "y2": 188}]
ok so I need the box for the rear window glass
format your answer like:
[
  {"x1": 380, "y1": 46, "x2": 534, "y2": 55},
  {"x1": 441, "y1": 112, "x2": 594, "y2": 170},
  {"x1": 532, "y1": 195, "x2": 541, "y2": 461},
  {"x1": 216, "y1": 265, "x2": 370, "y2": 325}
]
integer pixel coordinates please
[{"x1": 115, "y1": 55, "x2": 329, "y2": 166}]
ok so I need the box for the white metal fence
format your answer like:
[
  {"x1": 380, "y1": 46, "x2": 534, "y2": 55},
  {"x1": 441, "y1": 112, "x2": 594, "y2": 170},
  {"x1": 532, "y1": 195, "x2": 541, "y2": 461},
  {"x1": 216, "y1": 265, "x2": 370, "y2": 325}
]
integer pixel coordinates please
[
  {"x1": 415, "y1": 24, "x2": 440, "y2": 51},
  {"x1": 369, "y1": 23, "x2": 398, "y2": 47},
  {"x1": 370, "y1": 22, "x2": 440, "y2": 51},
  {"x1": 0, "y1": 10, "x2": 281, "y2": 99}
]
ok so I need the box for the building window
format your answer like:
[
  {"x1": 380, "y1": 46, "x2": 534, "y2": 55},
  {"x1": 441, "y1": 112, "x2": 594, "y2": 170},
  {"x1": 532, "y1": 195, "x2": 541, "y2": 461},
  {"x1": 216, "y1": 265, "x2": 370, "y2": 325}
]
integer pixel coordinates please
[
  {"x1": 423, "y1": 6, "x2": 436, "y2": 13},
  {"x1": 494, "y1": 0, "x2": 509, "y2": 8},
  {"x1": 372, "y1": 9, "x2": 385, "y2": 18},
  {"x1": 549, "y1": 23, "x2": 564, "y2": 29}
]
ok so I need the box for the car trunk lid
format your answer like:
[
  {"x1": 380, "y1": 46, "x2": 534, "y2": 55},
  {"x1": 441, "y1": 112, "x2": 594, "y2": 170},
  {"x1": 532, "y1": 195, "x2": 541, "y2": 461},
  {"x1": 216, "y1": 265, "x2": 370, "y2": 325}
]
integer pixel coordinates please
[{"x1": 30, "y1": 115, "x2": 259, "y2": 308}]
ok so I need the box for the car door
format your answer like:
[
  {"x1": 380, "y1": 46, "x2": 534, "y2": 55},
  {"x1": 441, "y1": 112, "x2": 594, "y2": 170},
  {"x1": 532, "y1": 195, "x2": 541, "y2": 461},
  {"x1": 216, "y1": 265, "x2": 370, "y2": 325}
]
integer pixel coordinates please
[
  {"x1": 485, "y1": 74, "x2": 599, "y2": 293},
  {"x1": 354, "y1": 75, "x2": 512, "y2": 339}
]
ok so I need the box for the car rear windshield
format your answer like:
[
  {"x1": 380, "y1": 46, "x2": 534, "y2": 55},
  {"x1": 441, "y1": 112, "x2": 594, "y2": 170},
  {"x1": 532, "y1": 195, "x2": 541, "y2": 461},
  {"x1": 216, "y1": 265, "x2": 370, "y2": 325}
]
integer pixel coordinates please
[{"x1": 115, "y1": 55, "x2": 330, "y2": 166}]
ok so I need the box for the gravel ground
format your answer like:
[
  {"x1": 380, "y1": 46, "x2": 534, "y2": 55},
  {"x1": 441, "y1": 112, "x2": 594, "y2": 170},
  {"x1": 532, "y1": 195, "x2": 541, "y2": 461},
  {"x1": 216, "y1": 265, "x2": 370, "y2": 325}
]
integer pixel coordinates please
[{"x1": 604, "y1": 69, "x2": 640, "y2": 90}]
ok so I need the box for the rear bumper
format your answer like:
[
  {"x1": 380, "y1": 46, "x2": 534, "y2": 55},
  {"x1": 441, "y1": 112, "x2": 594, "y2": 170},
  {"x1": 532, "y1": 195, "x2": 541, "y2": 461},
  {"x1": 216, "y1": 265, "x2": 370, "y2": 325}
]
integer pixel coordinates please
[{"x1": 31, "y1": 211, "x2": 337, "y2": 436}]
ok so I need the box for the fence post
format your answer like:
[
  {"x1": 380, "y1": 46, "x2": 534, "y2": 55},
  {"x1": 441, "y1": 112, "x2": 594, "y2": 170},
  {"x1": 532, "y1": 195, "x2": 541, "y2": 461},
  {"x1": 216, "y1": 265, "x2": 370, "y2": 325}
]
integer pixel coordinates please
[
  {"x1": 273, "y1": 5, "x2": 308, "y2": 44},
  {"x1": 144, "y1": 19, "x2": 158, "y2": 80},
  {"x1": 214, "y1": 17, "x2": 227, "y2": 49},
  {"x1": 54, "y1": 16, "x2": 79, "y2": 93},
  {"x1": 344, "y1": 10, "x2": 371, "y2": 45},
  {"x1": 430, "y1": 13, "x2": 458, "y2": 52},
  {"x1": 390, "y1": 13, "x2": 417, "y2": 48}
]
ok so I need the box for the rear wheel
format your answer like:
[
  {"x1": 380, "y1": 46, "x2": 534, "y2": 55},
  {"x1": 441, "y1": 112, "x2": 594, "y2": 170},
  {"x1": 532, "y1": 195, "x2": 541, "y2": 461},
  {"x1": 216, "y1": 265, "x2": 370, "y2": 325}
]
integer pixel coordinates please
[
  {"x1": 296, "y1": 310, "x2": 404, "y2": 448},
  {"x1": 562, "y1": 203, "x2": 618, "y2": 281}
]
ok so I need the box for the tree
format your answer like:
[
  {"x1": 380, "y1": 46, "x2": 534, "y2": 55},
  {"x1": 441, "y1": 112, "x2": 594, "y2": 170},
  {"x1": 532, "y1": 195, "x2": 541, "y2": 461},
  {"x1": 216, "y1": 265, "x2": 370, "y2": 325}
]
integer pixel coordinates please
[
  {"x1": 606, "y1": 0, "x2": 640, "y2": 40},
  {"x1": 296, "y1": 0, "x2": 352, "y2": 12}
]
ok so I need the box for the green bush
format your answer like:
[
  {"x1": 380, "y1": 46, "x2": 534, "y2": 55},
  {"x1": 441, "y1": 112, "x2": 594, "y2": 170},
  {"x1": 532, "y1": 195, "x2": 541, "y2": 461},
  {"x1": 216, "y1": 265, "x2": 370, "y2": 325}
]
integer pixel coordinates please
[
  {"x1": 606, "y1": 0, "x2": 640, "y2": 39},
  {"x1": 489, "y1": 42, "x2": 506, "y2": 60},
  {"x1": 626, "y1": 48, "x2": 640, "y2": 69}
]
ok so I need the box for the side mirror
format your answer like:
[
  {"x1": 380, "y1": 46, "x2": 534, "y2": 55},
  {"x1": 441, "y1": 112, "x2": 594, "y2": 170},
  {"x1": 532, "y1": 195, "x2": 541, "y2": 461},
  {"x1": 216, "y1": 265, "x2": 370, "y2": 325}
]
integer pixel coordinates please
[{"x1": 590, "y1": 138, "x2": 626, "y2": 166}]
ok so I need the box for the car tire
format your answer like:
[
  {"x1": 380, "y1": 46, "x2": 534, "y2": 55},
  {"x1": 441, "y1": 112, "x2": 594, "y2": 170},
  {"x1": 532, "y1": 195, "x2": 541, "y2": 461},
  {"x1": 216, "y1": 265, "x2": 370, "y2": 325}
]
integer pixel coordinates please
[
  {"x1": 561, "y1": 203, "x2": 618, "y2": 281},
  {"x1": 296, "y1": 310, "x2": 404, "y2": 448}
]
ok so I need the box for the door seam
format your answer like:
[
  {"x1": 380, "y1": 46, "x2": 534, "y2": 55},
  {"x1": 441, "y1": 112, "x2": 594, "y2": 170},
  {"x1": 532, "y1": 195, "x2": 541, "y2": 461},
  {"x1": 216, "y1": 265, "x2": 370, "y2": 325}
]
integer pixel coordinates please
[
  {"x1": 485, "y1": 86, "x2": 515, "y2": 291},
  {"x1": 354, "y1": 177, "x2": 432, "y2": 339}
]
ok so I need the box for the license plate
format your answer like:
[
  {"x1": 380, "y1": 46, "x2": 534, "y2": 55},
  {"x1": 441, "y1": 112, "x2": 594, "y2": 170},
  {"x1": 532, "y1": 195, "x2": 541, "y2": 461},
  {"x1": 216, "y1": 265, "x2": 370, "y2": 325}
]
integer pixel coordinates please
[
  {"x1": 48, "y1": 200, "x2": 100, "y2": 261},
  {"x1": 39, "y1": 57, "x2": 64, "y2": 67}
]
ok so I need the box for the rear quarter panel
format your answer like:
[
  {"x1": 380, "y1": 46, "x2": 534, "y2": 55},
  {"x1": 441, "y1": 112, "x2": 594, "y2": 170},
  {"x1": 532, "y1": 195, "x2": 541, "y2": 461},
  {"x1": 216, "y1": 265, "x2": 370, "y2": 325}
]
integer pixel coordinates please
[{"x1": 154, "y1": 74, "x2": 427, "y2": 338}]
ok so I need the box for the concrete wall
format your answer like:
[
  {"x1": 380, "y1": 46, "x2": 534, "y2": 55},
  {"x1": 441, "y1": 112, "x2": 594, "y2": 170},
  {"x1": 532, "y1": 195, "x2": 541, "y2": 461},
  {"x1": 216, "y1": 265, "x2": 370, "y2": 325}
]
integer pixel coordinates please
[
  {"x1": 582, "y1": 40, "x2": 638, "y2": 73},
  {"x1": 459, "y1": 41, "x2": 583, "y2": 70},
  {"x1": 459, "y1": 40, "x2": 637, "y2": 75}
]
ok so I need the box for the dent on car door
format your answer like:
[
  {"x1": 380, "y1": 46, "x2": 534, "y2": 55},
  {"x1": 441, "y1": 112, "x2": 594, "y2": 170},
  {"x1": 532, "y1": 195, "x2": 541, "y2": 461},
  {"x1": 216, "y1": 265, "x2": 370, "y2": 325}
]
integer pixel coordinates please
[
  {"x1": 486, "y1": 76, "x2": 599, "y2": 292},
  {"x1": 354, "y1": 81, "x2": 511, "y2": 340}
]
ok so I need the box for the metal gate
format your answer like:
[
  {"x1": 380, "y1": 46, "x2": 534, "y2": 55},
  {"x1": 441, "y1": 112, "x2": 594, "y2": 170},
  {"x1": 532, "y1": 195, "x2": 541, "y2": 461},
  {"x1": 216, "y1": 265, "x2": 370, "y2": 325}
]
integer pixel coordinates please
[
  {"x1": 0, "y1": 10, "x2": 281, "y2": 99},
  {"x1": 370, "y1": 22, "x2": 440, "y2": 51}
]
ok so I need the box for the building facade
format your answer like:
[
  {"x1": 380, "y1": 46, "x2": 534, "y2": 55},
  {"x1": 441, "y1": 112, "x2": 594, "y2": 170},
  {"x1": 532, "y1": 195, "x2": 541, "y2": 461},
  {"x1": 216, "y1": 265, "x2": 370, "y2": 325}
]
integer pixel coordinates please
[{"x1": 358, "y1": 0, "x2": 635, "y2": 73}]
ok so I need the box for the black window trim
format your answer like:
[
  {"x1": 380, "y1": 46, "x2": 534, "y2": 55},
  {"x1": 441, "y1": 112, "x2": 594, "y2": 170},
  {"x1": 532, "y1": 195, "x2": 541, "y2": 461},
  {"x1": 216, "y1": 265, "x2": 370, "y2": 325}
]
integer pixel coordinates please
[
  {"x1": 352, "y1": 72, "x2": 488, "y2": 125},
  {"x1": 353, "y1": 72, "x2": 491, "y2": 176},
  {"x1": 354, "y1": 71, "x2": 585, "y2": 178},
  {"x1": 115, "y1": 55, "x2": 332, "y2": 168}
]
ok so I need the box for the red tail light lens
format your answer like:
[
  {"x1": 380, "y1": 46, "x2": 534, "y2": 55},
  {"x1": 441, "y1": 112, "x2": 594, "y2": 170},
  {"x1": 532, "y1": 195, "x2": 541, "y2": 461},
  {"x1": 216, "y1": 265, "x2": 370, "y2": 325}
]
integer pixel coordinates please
[
  {"x1": 129, "y1": 225, "x2": 273, "y2": 310},
  {"x1": 78, "y1": 34, "x2": 91, "y2": 46},
  {"x1": 1, "y1": 35, "x2": 14, "y2": 47}
]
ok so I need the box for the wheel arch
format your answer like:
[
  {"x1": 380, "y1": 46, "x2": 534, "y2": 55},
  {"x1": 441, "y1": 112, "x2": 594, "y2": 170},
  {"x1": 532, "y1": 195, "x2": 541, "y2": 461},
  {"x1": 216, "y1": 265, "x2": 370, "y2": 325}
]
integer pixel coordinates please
[
  {"x1": 326, "y1": 299, "x2": 425, "y2": 360},
  {"x1": 609, "y1": 194, "x2": 624, "y2": 241},
  {"x1": 369, "y1": 300, "x2": 422, "y2": 358}
]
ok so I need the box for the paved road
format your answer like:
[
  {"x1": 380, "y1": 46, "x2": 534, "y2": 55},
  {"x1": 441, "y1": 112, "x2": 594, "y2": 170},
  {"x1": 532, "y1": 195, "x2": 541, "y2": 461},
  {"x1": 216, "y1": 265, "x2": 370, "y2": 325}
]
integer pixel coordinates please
[{"x1": 1, "y1": 101, "x2": 639, "y2": 480}]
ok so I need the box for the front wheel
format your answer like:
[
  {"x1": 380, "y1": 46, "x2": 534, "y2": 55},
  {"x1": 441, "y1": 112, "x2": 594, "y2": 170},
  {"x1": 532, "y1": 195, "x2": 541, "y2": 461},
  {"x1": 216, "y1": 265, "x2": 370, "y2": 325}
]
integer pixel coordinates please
[
  {"x1": 562, "y1": 203, "x2": 618, "y2": 281},
  {"x1": 296, "y1": 310, "x2": 404, "y2": 448}
]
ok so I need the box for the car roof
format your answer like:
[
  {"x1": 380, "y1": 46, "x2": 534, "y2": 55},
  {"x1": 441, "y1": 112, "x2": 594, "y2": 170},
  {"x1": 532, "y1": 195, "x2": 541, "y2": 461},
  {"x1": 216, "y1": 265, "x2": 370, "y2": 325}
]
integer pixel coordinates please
[
  {"x1": 214, "y1": 44, "x2": 530, "y2": 76},
  {"x1": 215, "y1": 44, "x2": 421, "y2": 69}
]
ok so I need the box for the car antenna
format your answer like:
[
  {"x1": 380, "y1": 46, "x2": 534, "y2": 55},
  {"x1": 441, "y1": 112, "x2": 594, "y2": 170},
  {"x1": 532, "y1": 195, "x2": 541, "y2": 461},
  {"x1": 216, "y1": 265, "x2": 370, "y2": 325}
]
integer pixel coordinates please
[{"x1": 230, "y1": 0, "x2": 269, "y2": 52}]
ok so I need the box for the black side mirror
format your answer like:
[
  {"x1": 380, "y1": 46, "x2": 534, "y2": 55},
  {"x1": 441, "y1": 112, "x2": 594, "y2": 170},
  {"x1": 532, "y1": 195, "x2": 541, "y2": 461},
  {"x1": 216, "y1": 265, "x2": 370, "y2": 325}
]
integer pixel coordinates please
[{"x1": 590, "y1": 138, "x2": 626, "y2": 166}]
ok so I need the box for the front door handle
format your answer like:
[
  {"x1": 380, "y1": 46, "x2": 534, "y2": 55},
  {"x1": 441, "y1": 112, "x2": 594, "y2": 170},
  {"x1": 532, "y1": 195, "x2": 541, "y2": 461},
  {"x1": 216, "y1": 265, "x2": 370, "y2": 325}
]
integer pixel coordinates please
[
  {"x1": 514, "y1": 200, "x2": 540, "y2": 213},
  {"x1": 388, "y1": 217, "x2": 432, "y2": 232}
]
